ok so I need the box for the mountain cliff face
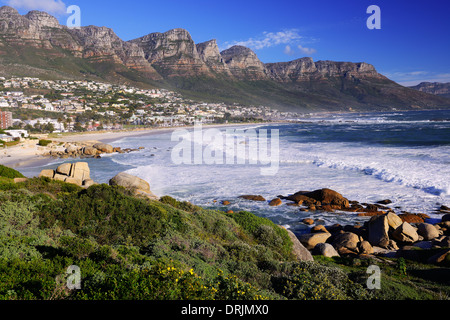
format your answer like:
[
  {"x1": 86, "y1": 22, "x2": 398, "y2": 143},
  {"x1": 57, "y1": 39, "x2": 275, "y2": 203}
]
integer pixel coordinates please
[
  {"x1": 409, "y1": 82, "x2": 450, "y2": 98},
  {"x1": 0, "y1": 6, "x2": 161, "y2": 80},
  {"x1": 129, "y1": 28, "x2": 212, "y2": 77},
  {"x1": 0, "y1": 5, "x2": 449, "y2": 112},
  {"x1": 220, "y1": 45, "x2": 269, "y2": 80},
  {"x1": 266, "y1": 58, "x2": 386, "y2": 82},
  {"x1": 196, "y1": 39, "x2": 231, "y2": 76}
]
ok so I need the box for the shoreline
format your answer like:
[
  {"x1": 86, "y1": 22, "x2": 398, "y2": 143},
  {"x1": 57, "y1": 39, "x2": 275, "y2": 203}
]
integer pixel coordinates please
[{"x1": 0, "y1": 121, "x2": 282, "y2": 170}]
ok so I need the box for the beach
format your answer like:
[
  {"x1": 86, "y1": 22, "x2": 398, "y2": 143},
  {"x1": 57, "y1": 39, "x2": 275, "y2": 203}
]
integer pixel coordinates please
[{"x1": 0, "y1": 122, "x2": 272, "y2": 170}]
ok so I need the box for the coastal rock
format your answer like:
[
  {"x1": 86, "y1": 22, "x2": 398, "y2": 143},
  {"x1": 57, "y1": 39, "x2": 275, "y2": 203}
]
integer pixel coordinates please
[
  {"x1": 285, "y1": 192, "x2": 315, "y2": 205},
  {"x1": 377, "y1": 199, "x2": 393, "y2": 205},
  {"x1": 386, "y1": 212, "x2": 403, "y2": 230},
  {"x1": 93, "y1": 143, "x2": 114, "y2": 153},
  {"x1": 238, "y1": 195, "x2": 266, "y2": 202},
  {"x1": 39, "y1": 169, "x2": 54, "y2": 179},
  {"x1": 398, "y1": 213, "x2": 429, "y2": 224},
  {"x1": 298, "y1": 232, "x2": 331, "y2": 250},
  {"x1": 427, "y1": 249, "x2": 450, "y2": 266},
  {"x1": 56, "y1": 163, "x2": 72, "y2": 176},
  {"x1": 53, "y1": 173, "x2": 67, "y2": 182},
  {"x1": 358, "y1": 241, "x2": 374, "y2": 255},
  {"x1": 109, "y1": 172, "x2": 158, "y2": 200},
  {"x1": 304, "y1": 188, "x2": 350, "y2": 209},
  {"x1": 312, "y1": 243, "x2": 340, "y2": 258},
  {"x1": 311, "y1": 225, "x2": 329, "y2": 233},
  {"x1": 442, "y1": 214, "x2": 450, "y2": 222},
  {"x1": 83, "y1": 179, "x2": 95, "y2": 188},
  {"x1": 331, "y1": 232, "x2": 360, "y2": 252},
  {"x1": 368, "y1": 215, "x2": 390, "y2": 246},
  {"x1": 418, "y1": 223, "x2": 440, "y2": 240},
  {"x1": 65, "y1": 177, "x2": 82, "y2": 186},
  {"x1": 392, "y1": 222, "x2": 419, "y2": 243},
  {"x1": 65, "y1": 145, "x2": 79, "y2": 154},
  {"x1": 269, "y1": 198, "x2": 283, "y2": 207},
  {"x1": 83, "y1": 146, "x2": 99, "y2": 156},
  {"x1": 70, "y1": 162, "x2": 90, "y2": 182},
  {"x1": 286, "y1": 230, "x2": 314, "y2": 262},
  {"x1": 302, "y1": 218, "x2": 314, "y2": 225}
]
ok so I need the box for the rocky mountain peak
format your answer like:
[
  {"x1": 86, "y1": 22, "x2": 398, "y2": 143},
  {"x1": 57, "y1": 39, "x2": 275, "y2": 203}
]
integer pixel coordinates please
[
  {"x1": 220, "y1": 45, "x2": 269, "y2": 80},
  {"x1": 25, "y1": 10, "x2": 61, "y2": 28},
  {"x1": 129, "y1": 28, "x2": 211, "y2": 77},
  {"x1": 0, "y1": 5, "x2": 20, "y2": 16},
  {"x1": 196, "y1": 39, "x2": 231, "y2": 75}
]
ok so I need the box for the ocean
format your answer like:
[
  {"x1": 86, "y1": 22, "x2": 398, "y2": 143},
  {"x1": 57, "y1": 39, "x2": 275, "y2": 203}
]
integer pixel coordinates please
[{"x1": 20, "y1": 109, "x2": 450, "y2": 234}]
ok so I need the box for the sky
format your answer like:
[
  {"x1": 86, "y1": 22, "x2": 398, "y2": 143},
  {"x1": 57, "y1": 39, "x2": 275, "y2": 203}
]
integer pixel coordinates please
[{"x1": 2, "y1": 0, "x2": 450, "y2": 86}]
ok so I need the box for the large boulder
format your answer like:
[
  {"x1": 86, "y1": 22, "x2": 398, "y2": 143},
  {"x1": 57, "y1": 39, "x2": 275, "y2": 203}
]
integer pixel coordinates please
[
  {"x1": 39, "y1": 169, "x2": 54, "y2": 179},
  {"x1": 286, "y1": 230, "x2": 314, "y2": 261},
  {"x1": 304, "y1": 188, "x2": 350, "y2": 209},
  {"x1": 418, "y1": 223, "x2": 440, "y2": 240},
  {"x1": 368, "y1": 215, "x2": 390, "y2": 246},
  {"x1": 109, "y1": 172, "x2": 158, "y2": 200},
  {"x1": 298, "y1": 232, "x2": 331, "y2": 250},
  {"x1": 285, "y1": 192, "x2": 316, "y2": 205},
  {"x1": 83, "y1": 146, "x2": 99, "y2": 156},
  {"x1": 238, "y1": 195, "x2": 266, "y2": 202},
  {"x1": 331, "y1": 232, "x2": 360, "y2": 252},
  {"x1": 386, "y1": 212, "x2": 403, "y2": 230},
  {"x1": 70, "y1": 162, "x2": 90, "y2": 182},
  {"x1": 392, "y1": 222, "x2": 419, "y2": 243},
  {"x1": 269, "y1": 198, "x2": 283, "y2": 207},
  {"x1": 56, "y1": 163, "x2": 72, "y2": 176},
  {"x1": 65, "y1": 177, "x2": 82, "y2": 186},
  {"x1": 65, "y1": 145, "x2": 79, "y2": 154},
  {"x1": 312, "y1": 243, "x2": 340, "y2": 258},
  {"x1": 358, "y1": 241, "x2": 374, "y2": 255},
  {"x1": 93, "y1": 143, "x2": 114, "y2": 154}
]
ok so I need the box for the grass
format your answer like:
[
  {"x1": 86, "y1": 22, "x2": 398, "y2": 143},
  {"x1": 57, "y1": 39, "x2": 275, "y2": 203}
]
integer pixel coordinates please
[{"x1": 0, "y1": 176, "x2": 449, "y2": 300}]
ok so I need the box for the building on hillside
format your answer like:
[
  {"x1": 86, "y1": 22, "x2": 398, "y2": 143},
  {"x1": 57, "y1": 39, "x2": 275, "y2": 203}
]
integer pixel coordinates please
[{"x1": 0, "y1": 111, "x2": 13, "y2": 129}]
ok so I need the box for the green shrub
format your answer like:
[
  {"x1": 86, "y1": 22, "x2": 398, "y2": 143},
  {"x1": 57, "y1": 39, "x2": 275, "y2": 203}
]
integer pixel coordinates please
[
  {"x1": 59, "y1": 236, "x2": 97, "y2": 260},
  {"x1": 228, "y1": 211, "x2": 293, "y2": 259},
  {"x1": 38, "y1": 140, "x2": 52, "y2": 147},
  {"x1": 160, "y1": 195, "x2": 200, "y2": 213},
  {"x1": 0, "y1": 165, "x2": 25, "y2": 179},
  {"x1": 273, "y1": 261, "x2": 372, "y2": 300},
  {"x1": 38, "y1": 184, "x2": 170, "y2": 246}
]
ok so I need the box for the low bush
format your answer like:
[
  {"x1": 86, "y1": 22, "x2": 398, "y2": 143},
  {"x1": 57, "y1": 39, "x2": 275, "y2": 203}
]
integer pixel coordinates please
[
  {"x1": 38, "y1": 140, "x2": 52, "y2": 147},
  {"x1": 0, "y1": 165, "x2": 25, "y2": 179}
]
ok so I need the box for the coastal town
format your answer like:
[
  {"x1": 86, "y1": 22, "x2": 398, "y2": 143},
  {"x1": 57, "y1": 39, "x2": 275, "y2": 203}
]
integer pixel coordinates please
[{"x1": 0, "y1": 76, "x2": 301, "y2": 135}]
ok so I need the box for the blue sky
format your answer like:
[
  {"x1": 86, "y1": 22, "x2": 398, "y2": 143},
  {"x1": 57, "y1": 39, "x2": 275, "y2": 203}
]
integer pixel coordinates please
[{"x1": 2, "y1": 0, "x2": 450, "y2": 86}]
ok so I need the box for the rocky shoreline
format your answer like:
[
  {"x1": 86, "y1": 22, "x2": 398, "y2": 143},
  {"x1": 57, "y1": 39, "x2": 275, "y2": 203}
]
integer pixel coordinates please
[
  {"x1": 222, "y1": 188, "x2": 450, "y2": 267},
  {"x1": 38, "y1": 161, "x2": 158, "y2": 201},
  {"x1": 41, "y1": 141, "x2": 145, "y2": 160}
]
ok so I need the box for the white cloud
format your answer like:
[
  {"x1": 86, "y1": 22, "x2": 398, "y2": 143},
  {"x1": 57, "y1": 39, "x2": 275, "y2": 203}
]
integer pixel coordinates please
[
  {"x1": 222, "y1": 29, "x2": 304, "y2": 51},
  {"x1": 284, "y1": 45, "x2": 295, "y2": 56},
  {"x1": 6, "y1": 0, "x2": 67, "y2": 15},
  {"x1": 382, "y1": 70, "x2": 450, "y2": 86},
  {"x1": 297, "y1": 44, "x2": 317, "y2": 56}
]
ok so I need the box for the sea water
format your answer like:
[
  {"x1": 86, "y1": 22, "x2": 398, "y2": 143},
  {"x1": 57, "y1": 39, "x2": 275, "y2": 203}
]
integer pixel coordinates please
[{"x1": 20, "y1": 109, "x2": 450, "y2": 234}]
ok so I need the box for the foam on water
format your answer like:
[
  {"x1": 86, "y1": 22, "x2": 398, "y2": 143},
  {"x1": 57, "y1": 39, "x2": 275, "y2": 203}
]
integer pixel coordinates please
[
  {"x1": 18, "y1": 111, "x2": 450, "y2": 234},
  {"x1": 111, "y1": 116, "x2": 450, "y2": 233}
]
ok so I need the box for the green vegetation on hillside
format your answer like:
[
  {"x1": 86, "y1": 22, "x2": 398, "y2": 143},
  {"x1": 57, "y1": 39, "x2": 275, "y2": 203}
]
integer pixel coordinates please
[{"x1": 0, "y1": 171, "x2": 448, "y2": 300}]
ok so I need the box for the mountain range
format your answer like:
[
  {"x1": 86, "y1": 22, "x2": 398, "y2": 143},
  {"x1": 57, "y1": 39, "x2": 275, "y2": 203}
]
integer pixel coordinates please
[
  {"x1": 409, "y1": 82, "x2": 450, "y2": 98},
  {"x1": 0, "y1": 6, "x2": 449, "y2": 112}
]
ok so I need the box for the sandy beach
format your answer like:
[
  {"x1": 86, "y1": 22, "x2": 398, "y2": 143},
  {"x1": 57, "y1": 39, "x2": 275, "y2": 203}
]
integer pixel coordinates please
[{"x1": 0, "y1": 122, "x2": 273, "y2": 170}]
